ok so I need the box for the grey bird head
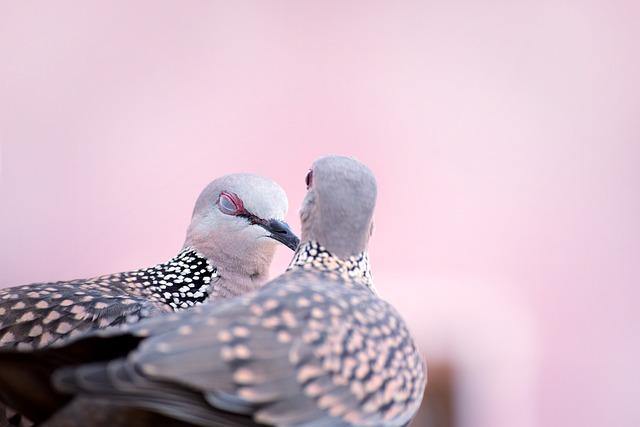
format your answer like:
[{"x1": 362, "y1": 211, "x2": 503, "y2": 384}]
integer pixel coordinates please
[
  {"x1": 299, "y1": 155, "x2": 377, "y2": 260},
  {"x1": 184, "y1": 173, "x2": 299, "y2": 285}
]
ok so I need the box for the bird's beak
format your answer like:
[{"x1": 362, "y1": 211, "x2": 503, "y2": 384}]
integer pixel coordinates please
[{"x1": 259, "y1": 219, "x2": 300, "y2": 251}]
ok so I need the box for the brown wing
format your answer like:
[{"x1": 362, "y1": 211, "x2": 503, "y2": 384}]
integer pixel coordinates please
[
  {"x1": 0, "y1": 277, "x2": 168, "y2": 350},
  {"x1": 53, "y1": 269, "x2": 425, "y2": 426}
]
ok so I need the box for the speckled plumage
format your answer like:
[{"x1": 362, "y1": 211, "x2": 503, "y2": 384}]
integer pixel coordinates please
[
  {"x1": 0, "y1": 156, "x2": 425, "y2": 427},
  {"x1": 0, "y1": 248, "x2": 215, "y2": 351},
  {"x1": 0, "y1": 173, "x2": 297, "y2": 351},
  {"x1": 288, "y1": 240, "x2": 376, "y2": 295},
  {"x1": 52, "y1": 261, "x2": 423, "y2": 427},
  {"x1": 0, "y1": 173, "x2": 298, "y2": 426}
]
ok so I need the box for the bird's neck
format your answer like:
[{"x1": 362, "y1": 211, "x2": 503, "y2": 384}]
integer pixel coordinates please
[
  {"x1": 126, "y1": 248, "x2": 217, "y2": 311},
  {"x1": 287, "y1": 240, "x2": 377, "y2": 295},
  {"x1": 204, "y1": 268, "x2": 268, "y2": 301}
]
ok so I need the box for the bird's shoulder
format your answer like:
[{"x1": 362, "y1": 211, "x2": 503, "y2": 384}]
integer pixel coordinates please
[{"x1": 0, "y1": 275, "x2": 168, "y2": 350}]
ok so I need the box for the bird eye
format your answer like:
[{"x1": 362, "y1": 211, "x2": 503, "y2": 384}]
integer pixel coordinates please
[
  {"x1": 305, "y1": 169, "x2": 313, "y2": 189},
  {"x1": 218, "y1": 191, "x2": 242, "y2": 215}
]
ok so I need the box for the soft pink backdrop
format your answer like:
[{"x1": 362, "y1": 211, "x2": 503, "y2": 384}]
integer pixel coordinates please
[{"x1": 1, "y1": 2, "x2": 639, "y2": 426}]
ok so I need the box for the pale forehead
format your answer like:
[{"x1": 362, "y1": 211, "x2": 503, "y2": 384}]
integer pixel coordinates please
[
  {"x1": 311, "y1": 156, "x2": 376, "y2": 189},
  {"x1": 313, "y1": 155, "x2": 369, "y2": 173},
  {"x1": 205, "y1": 173, "x2": 289, "y2": 220}
]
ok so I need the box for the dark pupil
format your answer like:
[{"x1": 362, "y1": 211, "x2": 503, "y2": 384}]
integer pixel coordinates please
[{"x1": 305, "y1": 170, "x2": 312, "y2": 188}]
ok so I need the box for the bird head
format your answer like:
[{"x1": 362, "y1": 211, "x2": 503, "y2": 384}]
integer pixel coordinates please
[
  {"x1": 183, "y1": 173, "x2": 299, "y2": 275},
  {"x1": 299, "y1": 155, "x2": 377, "y2": 260}
]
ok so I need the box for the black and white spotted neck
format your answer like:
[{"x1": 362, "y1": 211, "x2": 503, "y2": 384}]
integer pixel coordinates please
[
  {"x1": 122, "y1": 247, "x2": 217, "y2": 310},
  {"x1": 287, "y1": 240, "x2": 377, "y2": 294}
]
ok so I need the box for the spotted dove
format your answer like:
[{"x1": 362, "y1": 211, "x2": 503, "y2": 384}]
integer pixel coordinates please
[
  {"x1": 0, "y1": 173, "x2": 298, "y2": 425},
  {"x1": 0, "y1": 156, "x2": 426, "y2": 426}
]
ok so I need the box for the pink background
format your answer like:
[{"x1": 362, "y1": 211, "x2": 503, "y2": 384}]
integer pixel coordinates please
[{"x1": 1, "y1": 2, "x2": 639, "y2": 426}]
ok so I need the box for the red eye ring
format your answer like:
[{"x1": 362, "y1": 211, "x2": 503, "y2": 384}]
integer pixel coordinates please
[{"x1": 218, "y1": 191, "x2": 245, "y2": 215}]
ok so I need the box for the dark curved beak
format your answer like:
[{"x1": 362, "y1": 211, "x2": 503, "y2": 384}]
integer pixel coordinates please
[{"x1": 259, "y1": 219, "x2": 299, "y2": 251}]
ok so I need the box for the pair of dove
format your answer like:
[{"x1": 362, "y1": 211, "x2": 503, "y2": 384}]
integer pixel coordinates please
[{"x1": 0, "y1": 155, "x2": 426, "y2": 427}]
